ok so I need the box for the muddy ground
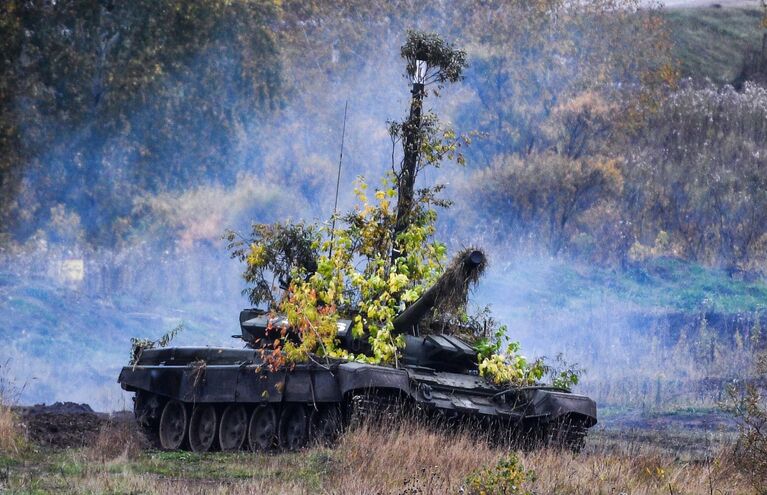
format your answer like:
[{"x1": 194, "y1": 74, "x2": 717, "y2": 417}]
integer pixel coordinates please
[{"x1": 13, "y1": 402, "x2": 130, "y2": 448}]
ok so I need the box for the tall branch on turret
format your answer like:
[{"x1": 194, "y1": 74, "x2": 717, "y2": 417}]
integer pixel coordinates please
[{"x1": 391, "y1": 31, "x2": 467, "y2": 265}]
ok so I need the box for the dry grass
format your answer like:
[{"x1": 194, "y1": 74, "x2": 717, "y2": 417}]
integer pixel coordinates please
[
  {"x1": 0, "y1": 401, "x2": 24, "y2": 456},
  {"x1": 85, "y1": 417, "x2": 147, "y2": 462},
  {"x1": 521, "y1": 446, "x2": 745, "y2": 495},
  {"x1": 330, "y1": 420, "x2": 498, "y2": 494},
  {"x1": 328, "y1": 422, "x2": 753, "y2": 494},
  {"x1": 2, "y1": 419, "x2": 757, "y2": 494}
]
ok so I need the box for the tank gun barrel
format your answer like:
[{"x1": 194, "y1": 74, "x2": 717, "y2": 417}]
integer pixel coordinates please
[{"x1": 392, "y1": 250, "x2": 485, "y2": 335}]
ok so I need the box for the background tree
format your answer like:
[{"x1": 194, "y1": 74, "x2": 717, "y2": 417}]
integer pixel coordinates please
[
  {"x1": 0, "y1": 0, "x2": 282, "y2": 244},
  {"x1": 10, "y1": 0, "x2": 767, "y2": 277}
]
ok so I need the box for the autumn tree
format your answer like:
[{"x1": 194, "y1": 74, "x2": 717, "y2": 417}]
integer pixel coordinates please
[
  {"x1": 453, "y1": 0, "x2": 673, "y2": 163},
  {"x1": 0, "y1": 0, "x2": 282, "y2": 244}
]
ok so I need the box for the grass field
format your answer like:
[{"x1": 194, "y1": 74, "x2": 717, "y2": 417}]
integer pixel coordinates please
[
  {"x1": 0, "y1": 418, "x2": 753, "y2": 495},
  {"x1": 482, "y1": 256, "x2": 767, "y2": 315},
  {"x1": 663, "y1": 6, "x2": 764, "y2": 83}
]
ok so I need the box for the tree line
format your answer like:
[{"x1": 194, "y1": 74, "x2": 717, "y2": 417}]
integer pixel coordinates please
[{"x1": 3, "y1": 0, "x2": 766, "y2": 274}]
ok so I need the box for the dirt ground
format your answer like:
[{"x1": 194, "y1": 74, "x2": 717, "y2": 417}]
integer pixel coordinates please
[{"x1": 14, "y1": 402, "x2": 110, "y2": 448}]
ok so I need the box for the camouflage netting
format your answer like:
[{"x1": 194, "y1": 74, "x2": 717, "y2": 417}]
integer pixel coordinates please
[{"x1": 429, "y1": 247, "x2": 487, "y2": 331}]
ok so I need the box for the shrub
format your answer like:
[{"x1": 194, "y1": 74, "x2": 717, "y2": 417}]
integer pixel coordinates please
[
  {"x1": 464, "y1": 453, "x2": 535, "y2": 495},
  {"x1": 727, "y1": 351, "x2": 767, "y2": 492}
]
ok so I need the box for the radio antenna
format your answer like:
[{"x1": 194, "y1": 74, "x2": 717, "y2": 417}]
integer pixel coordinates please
[{"x1": 328, "y1": 100, "x2": 348, "y2": 258}]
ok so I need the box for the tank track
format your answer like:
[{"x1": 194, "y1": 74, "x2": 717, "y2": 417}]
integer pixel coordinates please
[
  {"x1": 132, "y1": 390, "x2": 589, "y2": 453},
  {"x1": 132, "y1": 391, "x2": 410, "y2": 453},
  {"x1": 479, "y1": 414, "x2": 589, "y2": 452},
  {"x1": 348, "y1": 392, "x2": 409, "y2": 427},
  {"x1": 133, "y1": 391, "x2": 162, "y2": 448},
  {"x1": 541, "y1": 416, "x2": 588, "y2": 452}
]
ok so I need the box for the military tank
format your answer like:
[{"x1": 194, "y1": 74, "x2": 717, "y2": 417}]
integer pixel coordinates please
[{"x1": 118, "y1": 250, "x2": 597, "y2": 453}]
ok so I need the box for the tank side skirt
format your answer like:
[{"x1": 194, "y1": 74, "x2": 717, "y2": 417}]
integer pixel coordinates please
[
  {"x1": 120, "y1": 365, "x2": 344, "y2": 405},
  {"x1": 120, "y1": 365, "x2": 285, "y2": 404}
]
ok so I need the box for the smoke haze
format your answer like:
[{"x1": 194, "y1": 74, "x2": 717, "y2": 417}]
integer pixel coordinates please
[{"x1": 1, "y1": 1, "x2": 763, "y2": 412}]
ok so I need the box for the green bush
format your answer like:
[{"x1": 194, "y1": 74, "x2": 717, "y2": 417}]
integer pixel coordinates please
[{"x1": 464, "y1": 453, "x2": 535, "y2": 495}]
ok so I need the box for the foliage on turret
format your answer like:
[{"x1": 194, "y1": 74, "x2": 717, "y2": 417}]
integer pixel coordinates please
[{"x1": 228, "y1": 30, "x2": 467, "y2": 366}]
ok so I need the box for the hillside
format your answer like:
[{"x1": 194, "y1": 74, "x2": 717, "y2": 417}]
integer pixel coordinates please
[
  {"x1": 0, "y1": 3, "x2": 764, "y2": 416},
  {"x1": 664, "y1": 6, "x2": 764, "y2": 83},
  {"x1": 2, "y1": 4, "x2": 767, "y2": 494},
  {"x1": 483, "y1": 257, "x2": 767, "y2": 316},
  {"x1": 0, "y1": 270, "x2": 241, "y2": 411}
]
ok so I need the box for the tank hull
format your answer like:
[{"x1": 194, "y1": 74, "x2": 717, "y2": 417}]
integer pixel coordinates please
[{"x1": 119, "y1": 346, "x2": 596, "y2": 452}]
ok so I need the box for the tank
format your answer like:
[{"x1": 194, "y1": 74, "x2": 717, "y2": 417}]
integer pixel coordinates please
[{"x1": 118, "y1": 250, "x2": 597, "y2": 452}]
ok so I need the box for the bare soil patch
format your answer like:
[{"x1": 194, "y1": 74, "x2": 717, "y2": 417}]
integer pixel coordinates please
[{"x1": 14, "y1": 402, "x2": 105, "y2": 448}]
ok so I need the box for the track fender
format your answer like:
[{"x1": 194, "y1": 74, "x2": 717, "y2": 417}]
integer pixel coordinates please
[
  {"x1": 336, "y1": 362, "x2": 412, "y2": 397},
  {"x1": 528, "y1": 389, "x2": 597, "y2": 426}
]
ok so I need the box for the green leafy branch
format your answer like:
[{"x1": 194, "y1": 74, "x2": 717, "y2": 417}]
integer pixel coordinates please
[{"x1": 130, "y1": 323, "x2": 184, "y2": 365}]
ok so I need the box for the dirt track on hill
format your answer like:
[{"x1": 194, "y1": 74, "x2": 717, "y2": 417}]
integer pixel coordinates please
[{"x1": 662, "y1": 0, "x2": 759, "y2": 7}]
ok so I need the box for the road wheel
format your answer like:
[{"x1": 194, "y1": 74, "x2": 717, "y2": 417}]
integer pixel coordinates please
[
  {"x1": 189, "y1": 405, "x2": 218, "y2": 453},
  {"x1": 248, "y1": 405, "x2": 277, "y2": 452},
  {"x1": 279, "y1": 404, "x2": 308, "y2": 451},
  {"x1": 158, "y1": 400, "x2": 187, "y2": 450},
  {"x1": 310, "y1": 406, "x2": 343, "y2": 446},
  {"x1": 133, "y1": 392, "x2": 162, "y2": 447},
  {"x1": 219, "y1": 405, "x2": 248, "y2": 451}
]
